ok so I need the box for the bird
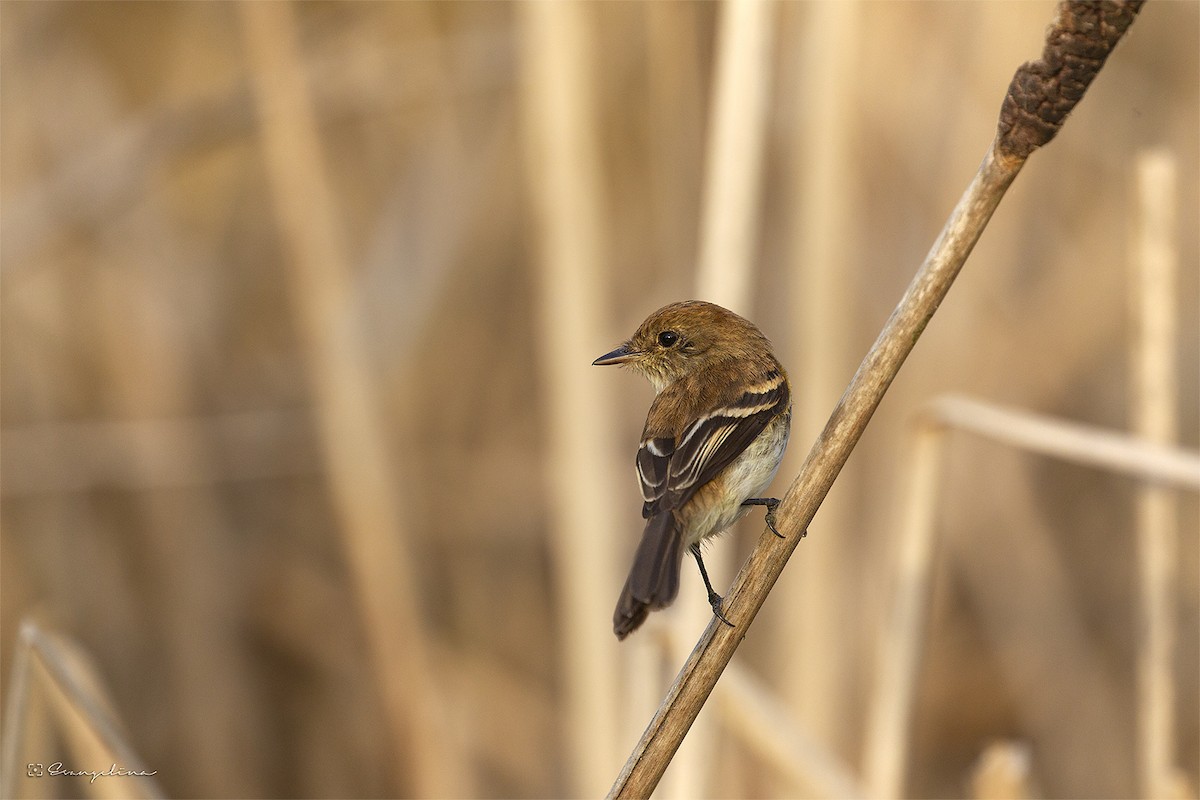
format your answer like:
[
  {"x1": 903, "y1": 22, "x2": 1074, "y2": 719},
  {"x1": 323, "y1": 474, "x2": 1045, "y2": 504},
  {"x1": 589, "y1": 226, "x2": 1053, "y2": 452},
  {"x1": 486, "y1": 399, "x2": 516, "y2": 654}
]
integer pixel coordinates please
[{"x1": 594, "y1": 300, "x2": 792, "y2": 640}]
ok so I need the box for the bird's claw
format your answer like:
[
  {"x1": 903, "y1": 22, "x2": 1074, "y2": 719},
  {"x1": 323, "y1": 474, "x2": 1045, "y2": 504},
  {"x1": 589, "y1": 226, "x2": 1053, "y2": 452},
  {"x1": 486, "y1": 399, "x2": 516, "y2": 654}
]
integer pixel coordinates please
[
  {"x1": 708, "y1": 592, "x2": 735, "y2": 628},
  {"x1": 764, "y1": 504, "x2": 784, "y2": 538},
  {"x1": 744, "y1": 497, "x2": 785, "y2": 538}
]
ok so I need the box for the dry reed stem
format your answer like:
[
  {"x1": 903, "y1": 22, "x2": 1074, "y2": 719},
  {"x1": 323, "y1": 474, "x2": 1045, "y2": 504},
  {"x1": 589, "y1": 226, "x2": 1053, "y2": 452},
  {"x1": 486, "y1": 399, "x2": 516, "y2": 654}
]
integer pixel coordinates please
[
  {"x1": 518, "y1": 3, "x2": 622, "y2": 795},
  {"x1": 782, "y1": 0, "x2": 861, "y2": 748},
  {"x1": 714, "y1": 663, "x2": 863, "y2": 798},
  {"x1": 611, "y1": 106, "x2": 1025, "y2": 800},
  {"x1": 863, "y1": 393, "x2": 1200, "y2": 798},
  {"x1": 609, "y1": 3, "x2": 1143, "y2": 795},
  {"x1": 673, "y1": 1, "x2": 777, "y2": 795},
  {"x1": 78, "y1": 63, "x2": 258, "y2": 784},
  {"x1": 862, "y1": 417, "x2": 946, "y2": 800},
  {"x1": 0, "y1": 621, "x2": 164, "y2": 800},
  {"x1": 695, "y1": 0, "x2": 775, "y2": 317},
  {"x1": 0, "y1": 622, "x2": 37, "y2": 800},
  {"x1": 1132, "y1": 151, "x2": 1182, "y2": 800},
  {"x1": 923, "y1": 395, "x2": 1200, "y2": 489},
  {"x1": 238, "y1": 4, "x2": 449, "y2": 795}
]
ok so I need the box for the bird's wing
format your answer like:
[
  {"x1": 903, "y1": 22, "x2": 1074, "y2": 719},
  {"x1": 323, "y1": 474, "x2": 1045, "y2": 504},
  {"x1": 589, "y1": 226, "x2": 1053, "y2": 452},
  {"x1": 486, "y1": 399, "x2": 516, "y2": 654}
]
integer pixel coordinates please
[{"x1": 638, "y1": 368, "x2": 788, "y2": 518}]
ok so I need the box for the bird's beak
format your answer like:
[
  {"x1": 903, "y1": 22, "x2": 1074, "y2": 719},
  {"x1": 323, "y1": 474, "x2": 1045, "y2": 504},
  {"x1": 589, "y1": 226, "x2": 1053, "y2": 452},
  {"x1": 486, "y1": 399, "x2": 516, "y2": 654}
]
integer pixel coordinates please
[{"x1": 593, "y1": 343, "x2": 636, "y2": 366}]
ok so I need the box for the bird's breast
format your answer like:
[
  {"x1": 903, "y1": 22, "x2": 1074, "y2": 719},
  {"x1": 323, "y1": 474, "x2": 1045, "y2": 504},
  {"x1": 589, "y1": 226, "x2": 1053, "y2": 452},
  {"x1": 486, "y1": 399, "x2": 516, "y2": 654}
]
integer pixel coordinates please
[{"x1": 680, "y1": 411, "x2": 791, "y2": 547}]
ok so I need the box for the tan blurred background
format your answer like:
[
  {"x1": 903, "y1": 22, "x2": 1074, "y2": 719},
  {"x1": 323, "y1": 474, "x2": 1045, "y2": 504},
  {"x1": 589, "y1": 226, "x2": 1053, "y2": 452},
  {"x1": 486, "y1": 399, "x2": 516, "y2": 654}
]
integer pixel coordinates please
[{"x1": 2, "y1": 2, "x2": 1197, "y2": 798}]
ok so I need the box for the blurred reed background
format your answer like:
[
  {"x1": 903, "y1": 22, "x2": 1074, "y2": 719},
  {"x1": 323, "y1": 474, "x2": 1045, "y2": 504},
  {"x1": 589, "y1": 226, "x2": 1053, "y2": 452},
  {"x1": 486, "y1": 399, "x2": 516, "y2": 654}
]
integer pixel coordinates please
[{"x1": 1, "y1": 2, "x2": 1197, "y2": 798}]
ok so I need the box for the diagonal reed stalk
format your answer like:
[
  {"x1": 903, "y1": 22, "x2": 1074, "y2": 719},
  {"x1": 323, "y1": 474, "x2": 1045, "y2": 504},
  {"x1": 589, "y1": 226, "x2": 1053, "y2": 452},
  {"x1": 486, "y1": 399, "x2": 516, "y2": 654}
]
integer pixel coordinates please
[
  {"x1": 609, "y1": 3, "x2": 1145, "y2": 796},
  {"x1": 238, "y1": 4, "x2": 451, "y2": 795},
  {"x1": 1, "y1": 621, "x2": 165, "y2": 800}
]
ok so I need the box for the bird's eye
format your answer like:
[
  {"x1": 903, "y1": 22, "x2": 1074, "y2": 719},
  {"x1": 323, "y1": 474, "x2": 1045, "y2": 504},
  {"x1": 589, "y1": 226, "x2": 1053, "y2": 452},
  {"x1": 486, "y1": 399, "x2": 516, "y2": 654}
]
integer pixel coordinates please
[{"x1": 657, "y1": 331, "x2": 679, "y2": 348}]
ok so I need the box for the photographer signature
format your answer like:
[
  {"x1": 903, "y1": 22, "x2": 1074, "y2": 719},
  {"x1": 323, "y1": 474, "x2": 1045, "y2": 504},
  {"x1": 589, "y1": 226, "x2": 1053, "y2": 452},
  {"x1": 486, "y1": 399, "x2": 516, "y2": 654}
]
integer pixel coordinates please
[{"x1": 27, "y1": 762, "x2": 158, "y2": 784}]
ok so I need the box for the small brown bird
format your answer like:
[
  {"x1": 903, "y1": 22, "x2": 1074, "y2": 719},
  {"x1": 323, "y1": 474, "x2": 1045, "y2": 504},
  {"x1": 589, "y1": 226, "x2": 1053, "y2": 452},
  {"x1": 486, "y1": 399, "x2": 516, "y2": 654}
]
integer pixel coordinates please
[{"x1": 594, "y1": 300, "x2": 792, "y2": 639}]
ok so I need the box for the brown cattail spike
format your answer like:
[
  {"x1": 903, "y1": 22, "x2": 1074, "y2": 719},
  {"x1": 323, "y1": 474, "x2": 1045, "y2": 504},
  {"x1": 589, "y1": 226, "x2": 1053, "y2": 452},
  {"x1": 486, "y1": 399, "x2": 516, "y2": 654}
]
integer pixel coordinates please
[{"x1": 997, "y1": 0, "x2": 1145, "y2": 161}]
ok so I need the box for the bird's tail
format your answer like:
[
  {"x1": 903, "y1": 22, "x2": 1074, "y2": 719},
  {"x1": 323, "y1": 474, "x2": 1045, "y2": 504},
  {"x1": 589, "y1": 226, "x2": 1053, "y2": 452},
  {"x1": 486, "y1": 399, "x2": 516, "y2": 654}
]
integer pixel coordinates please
[{"x1": 613, "y1": 512, "x2": 683, "y2": 640}]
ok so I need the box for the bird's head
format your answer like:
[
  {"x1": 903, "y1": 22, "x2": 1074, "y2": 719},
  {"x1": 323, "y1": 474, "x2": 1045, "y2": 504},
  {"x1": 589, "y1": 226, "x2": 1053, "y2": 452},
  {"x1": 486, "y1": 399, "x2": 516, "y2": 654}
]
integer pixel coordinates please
[{"x1": 593, "y1": 300, "x2": 771, "y2": 392}]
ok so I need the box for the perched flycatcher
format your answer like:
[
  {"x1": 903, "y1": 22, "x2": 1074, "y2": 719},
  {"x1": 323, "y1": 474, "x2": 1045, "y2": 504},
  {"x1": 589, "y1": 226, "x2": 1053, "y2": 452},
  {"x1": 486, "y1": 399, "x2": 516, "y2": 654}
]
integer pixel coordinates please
[{"x1": 594, "y1": 300, "x2": 792, "y2": 639}]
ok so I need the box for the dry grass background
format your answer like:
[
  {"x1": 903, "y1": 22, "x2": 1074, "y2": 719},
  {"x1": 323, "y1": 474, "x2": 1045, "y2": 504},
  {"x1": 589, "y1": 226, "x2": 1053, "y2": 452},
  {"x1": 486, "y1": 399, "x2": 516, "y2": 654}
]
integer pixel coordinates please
[{"x1": 1, "y1": 2, "x2": 1197, "y2": 799}]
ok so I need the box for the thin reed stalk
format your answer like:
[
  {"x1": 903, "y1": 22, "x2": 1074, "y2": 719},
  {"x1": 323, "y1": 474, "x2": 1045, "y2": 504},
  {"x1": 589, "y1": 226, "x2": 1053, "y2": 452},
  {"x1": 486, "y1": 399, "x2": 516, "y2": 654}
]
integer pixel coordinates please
[
  {"x1": 517, "y1": 3, "x2": 622, "y2": 795},
  {"x1": 0, "y1": 621, "x2": 165, "y2": 800},
  {"x1": 674, "y1": 1, "x2": 777, "y2": 795},
  {"x1": 714, "y1": 663, "x2": 863, "y2": 798},
  {"x1": 1131, "y1": 151, "x2": 1184, "y2": 800},
  {"x1": 780, "y1": 0, "x2": 861, "y2": 751},
  {"x1": 694, "y1": 0, "x2": 775, "y2": 317},
  {"x1": 863, "y1": 393, "x2": 1200, "y2": 798},
  {"x1": 924, "y1": 395, "x2": 1199, "y2": 489},
  {"x1": 862, "y1": 417, "x2": 946, "y2": 800},
  {"x1": 609, "y1": 4, "x2": 1144, "y2": 795},
  {"x1": 237, "y1": 4, "x2": 450, "y2": 795},
  {"x1": 613, "y1": 98, "x2": 1025, "y2": 800}
]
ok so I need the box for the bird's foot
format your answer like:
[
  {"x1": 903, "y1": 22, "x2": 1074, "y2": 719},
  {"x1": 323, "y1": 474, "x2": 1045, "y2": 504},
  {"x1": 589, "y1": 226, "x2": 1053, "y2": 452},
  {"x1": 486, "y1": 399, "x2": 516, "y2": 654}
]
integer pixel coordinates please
[
  {"x1": 708, "y1": 591, "x2": 735, "y2": 628},
  {"x1": 743, "y1": 497, "x2": 784, "y2": 538}
]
